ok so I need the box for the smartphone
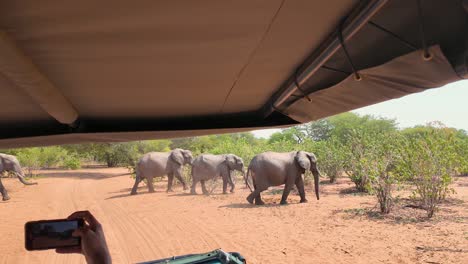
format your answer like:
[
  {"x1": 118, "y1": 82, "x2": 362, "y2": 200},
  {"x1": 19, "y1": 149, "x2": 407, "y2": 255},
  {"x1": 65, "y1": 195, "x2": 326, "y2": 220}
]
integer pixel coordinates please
[{"x1": 25, "y1": 218, "x2": 84, "y2": 251}]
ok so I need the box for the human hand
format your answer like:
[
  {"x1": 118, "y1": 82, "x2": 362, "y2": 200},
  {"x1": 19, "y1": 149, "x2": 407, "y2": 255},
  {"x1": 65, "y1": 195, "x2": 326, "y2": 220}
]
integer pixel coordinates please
[{"x1": 56, "y1": 211, "x2": 111, "y2": 264}]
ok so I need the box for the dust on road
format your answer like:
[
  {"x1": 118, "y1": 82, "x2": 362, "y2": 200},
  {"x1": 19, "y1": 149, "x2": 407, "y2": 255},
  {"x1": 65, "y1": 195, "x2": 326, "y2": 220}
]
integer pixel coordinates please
[{"x1": 1, "y1": 167, "x2": 467, "y2": 263}]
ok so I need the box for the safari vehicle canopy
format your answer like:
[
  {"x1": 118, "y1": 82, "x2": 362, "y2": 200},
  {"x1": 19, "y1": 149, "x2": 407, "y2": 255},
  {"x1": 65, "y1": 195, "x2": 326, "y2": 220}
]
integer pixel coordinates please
[{"x1": 0, "y1": 0, "x2": 466, "y2": 148}]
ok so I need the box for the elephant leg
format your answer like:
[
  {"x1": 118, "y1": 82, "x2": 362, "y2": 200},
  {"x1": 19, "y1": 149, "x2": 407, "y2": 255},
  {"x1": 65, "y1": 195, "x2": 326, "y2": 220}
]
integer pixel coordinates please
[
  {"x1": 0, "y1": 178, "x2": 10, "y2": 201},
  {"x1": 200, "y1": 180, "x2": 209, "y2": 195},
  {"x1": 147, "y1": 176, "x2": 155, "y2": 193},
  {"x1": 130, "y1": 176, "x2": 140, "y2": 195},
  {"x1": 222, "y1": 178, "x2": 228, "y2": 194},
  {"x1": 246, "y1": 191, "x2": 255, "y2": 204},
  {"x1": 295, "y1": 176, "x2": 307, "y2": 203},
  {"x1": 167, "y1": 173, "x2": 174, "y2": 192},
  {"x1": 280, "y1": 178, "x2": 294, "y2": 205},
  {"x1": 247, "y1": 185, "x2": 266, "y2": 205},
  {"x1": 174, "y1": 170, "x2": 188, "y2": 191},
  {"x1": 228, "y1": 173, "x2": 235, "y2": 193},
  {"x1": 130, "y1": 171, "x2": 144, "y2": 195},
  {"x1": 190, "y1": 179, "x2": 198, "y2": 195},
  {"x1": 254, "y1": 192, "x2": 265, "y2": 205}
]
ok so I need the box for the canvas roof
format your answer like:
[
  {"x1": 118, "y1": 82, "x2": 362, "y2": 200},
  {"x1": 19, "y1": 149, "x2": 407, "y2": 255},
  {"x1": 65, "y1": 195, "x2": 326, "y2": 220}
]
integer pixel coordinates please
[{"x1": 0, "y1": 0, "x2": 466, "y2": 148}]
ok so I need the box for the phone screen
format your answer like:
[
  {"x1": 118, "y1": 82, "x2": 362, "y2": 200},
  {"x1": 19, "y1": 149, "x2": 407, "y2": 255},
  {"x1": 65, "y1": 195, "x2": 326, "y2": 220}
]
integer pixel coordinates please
[{"x1": 25, "y1": 219, "x2": 83, "y2": 250}]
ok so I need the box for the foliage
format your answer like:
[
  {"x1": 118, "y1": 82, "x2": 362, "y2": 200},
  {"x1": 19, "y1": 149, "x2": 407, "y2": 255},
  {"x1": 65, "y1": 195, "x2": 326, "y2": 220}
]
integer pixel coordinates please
[
  {"x1": 312, "y1": 137, "x2": 348, "y2": 183},
  {"x1": 366, "y1": 133, "x2": 404, "y2": 214},
  {"x1": 329, "y1": 112, "x2": 397, "y2": 144},
  {"x1": 61, "y1": 144, "x2": 96, "y2": 160},
  {"x1": 398, "y1": 123, "x2": 458, "y2": 218},
  {"x1": 135, "y1": 140, "x2": 172, "y2": 154},
  {"x1": 269, "y1": 127, "x2": 305, "y2": 144},
  {"x1": 38, "y1": 146, "x2": 68, "y2": 168},
  {"x1": 298, "y1": 119, "x2": 333, "y2": 141},
  {"x1": 16, "y1": 148, "x2": 42, "y2": 176},
  {"x1": 345, "y1": 129, "x2": 377, "y2": 192},
  {"x1": 94, "y1": 143, "x2": 139, "y2": 167},
  {"x1": 63, "y1": 154, "x2": 81, "y2": 170}
]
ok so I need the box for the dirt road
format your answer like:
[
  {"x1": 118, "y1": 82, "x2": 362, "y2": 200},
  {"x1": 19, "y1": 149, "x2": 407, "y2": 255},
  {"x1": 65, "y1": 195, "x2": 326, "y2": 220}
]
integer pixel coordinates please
[{"x1": 1, "y1": 167, "x2": 467, "y2": 263}]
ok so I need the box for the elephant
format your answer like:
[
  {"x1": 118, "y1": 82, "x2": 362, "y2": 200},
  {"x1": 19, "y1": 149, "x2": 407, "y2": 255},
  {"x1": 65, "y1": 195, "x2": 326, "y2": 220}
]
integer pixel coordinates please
[
  {"x1": 130, "y1": 149, "x2": 193, "y2": 195},
  {"x1": 0, "y1": 153, "x2": 37, "y2": 201},
  {"x1": 245, "y1": 151, "x2": 320, "y2": 205},
  {"x1": 190, "y1": 154, "x2": 245, "y2": 195}
]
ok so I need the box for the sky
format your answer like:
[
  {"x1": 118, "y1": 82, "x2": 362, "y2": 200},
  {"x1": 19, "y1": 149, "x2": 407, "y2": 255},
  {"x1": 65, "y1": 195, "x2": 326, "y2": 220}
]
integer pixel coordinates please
[{"x1": 252, "y1": 80, "x2": 468, "y2": 138}]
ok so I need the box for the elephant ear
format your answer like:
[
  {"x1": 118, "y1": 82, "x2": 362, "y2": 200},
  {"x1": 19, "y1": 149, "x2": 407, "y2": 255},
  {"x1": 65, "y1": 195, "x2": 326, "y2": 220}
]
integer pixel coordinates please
[
  {"x1": 235, "y1": 156, "x2": 243, "y2": 165},
  {"x1": 170, "y1": 149, "x2": 184, "y2": 165},
  {"x1": 307, "y1": 152, "x2": 318, "y2": 163},
  {"x1": 224, "y1": 155, "x2": 235, "y2": 168},
  {"x1": 295, "y1": 151, "x2": 310, "y2": 173}
]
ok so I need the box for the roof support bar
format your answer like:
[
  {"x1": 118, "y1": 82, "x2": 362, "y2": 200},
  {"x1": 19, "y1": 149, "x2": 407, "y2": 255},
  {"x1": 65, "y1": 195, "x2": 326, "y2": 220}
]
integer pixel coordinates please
[
  {"x1": 0, "y1": 31, "x2": 78, "y2": 125},
  {"x1": 263, "y1": 0, "x2": 388, "y2": 117}
]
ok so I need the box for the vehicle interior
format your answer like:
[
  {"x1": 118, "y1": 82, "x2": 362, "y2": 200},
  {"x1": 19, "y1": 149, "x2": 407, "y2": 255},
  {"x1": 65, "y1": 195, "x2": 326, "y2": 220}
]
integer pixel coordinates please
[{"x1": 0, "y1": 0, "x2": 467, "y2": 263}]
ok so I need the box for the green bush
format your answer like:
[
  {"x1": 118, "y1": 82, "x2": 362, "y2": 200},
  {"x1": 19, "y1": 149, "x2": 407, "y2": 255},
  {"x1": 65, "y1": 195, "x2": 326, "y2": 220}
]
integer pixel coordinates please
[
  {"x1": 366, "y1": 133, "x2": 403, "y2": 214},
  {"x1": 94, "y1": 143, "x2": 139, "y2": 167},
  {"x1": 63, "y1": 155, "x2": 81, "y2": 170},
  {"x1": 398, "y1": 124, "x2": 458, "y2": 218},
  {"x1": 311, "y1": 138, "x2": 348, "y2": 183},
  {"x1": 16, "y1": 148, "x2": 42, "y2": 176},
  {"x1": 39, "y1": 146, "x2": 68, "y2": 168},
  {"x1": 345, "y1": 129, "x2": 373, "y2": 192}
]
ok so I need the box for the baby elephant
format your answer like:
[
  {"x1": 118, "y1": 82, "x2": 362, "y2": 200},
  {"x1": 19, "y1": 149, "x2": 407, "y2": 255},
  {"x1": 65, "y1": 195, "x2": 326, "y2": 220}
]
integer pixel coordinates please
[
  {"x1": 191, "y1": 154, "x2": 244, "y2": 195},
  {"x1": 246, "y1": 151, "x2": 320, "y2": 205}
]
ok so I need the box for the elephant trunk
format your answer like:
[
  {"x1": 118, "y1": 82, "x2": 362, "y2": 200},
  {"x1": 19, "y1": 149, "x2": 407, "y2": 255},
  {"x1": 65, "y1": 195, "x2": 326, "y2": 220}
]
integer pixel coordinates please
[
  {"x1": 311, "y1": 164, "x2": 320, "y2": 200},
  {"x1": 16, "y1": 172, "x2": 37, "y2": 185}
]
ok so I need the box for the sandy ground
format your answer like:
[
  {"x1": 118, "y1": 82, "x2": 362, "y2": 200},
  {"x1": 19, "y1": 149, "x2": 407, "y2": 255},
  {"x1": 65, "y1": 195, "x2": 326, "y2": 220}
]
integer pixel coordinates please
[{"x1": 0, "y1": 167, "x2": 467, "y2": 264}]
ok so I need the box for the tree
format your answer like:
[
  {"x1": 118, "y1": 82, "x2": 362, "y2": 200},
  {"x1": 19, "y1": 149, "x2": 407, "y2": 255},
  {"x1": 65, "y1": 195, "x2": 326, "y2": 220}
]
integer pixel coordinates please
[
  {"x1": 268, "y1": 127, "x2": 304, "y2": 144},
  {"x1": 329, "y1": 113, "x2": 397, "y2": 143},
  {"x1": 268, "y1": 131, "x2": 295, "y2": 144},
  {"x1": 94, "y1": 143, "x2": 139, "y2": 167},
  {"x1": 226, "y1": 132, "x2": 258, "y2": 145},
  {"x1": 298, "y1": 119, "x2": 333, "y2": 141},
  {"x1": 135, "y1": 140, "x2": 172, "y2": 154}
]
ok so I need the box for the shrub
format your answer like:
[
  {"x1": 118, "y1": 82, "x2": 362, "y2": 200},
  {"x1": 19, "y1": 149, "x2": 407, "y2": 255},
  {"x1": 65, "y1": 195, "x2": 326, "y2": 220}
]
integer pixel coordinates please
[
  {"x1": 366, "y1": 133, "x2": 403, "y2": 214},
  {"x1": 398, "y1": 124, "x2": 458, "y2": 218},
  {"x1": 63, "y1": 155, "x2": 81, "y2": 170},
  {"x1": 346, "y1": 129, "x2": 373, "y2": 192},
  {"x1": 16, "y1": 148, "x2": 42, "y2": 176},
  {"x1": 312, "y1": 138, "x2": 348, "y2": 183},
  {"x1": 38, "y1": 146, "x2": 68, "y2": 168},
  {"x1": 95, "y1": 143, "x2": 139, "y2": 167},
  {"x1": 453, "y1": 133, "x2": 468, "y2": 175}
]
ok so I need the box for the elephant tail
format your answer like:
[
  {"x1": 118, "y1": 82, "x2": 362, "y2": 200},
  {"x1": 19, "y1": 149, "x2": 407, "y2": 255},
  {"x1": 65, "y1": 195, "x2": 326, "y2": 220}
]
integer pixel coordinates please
[{"x1": 244, "y1": 168, "x2": 254, "y2": 192}]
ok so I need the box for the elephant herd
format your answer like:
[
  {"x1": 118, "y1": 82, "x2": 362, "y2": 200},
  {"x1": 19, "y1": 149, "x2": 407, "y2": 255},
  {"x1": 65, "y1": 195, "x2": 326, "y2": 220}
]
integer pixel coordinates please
[
  {"x1": 0, "y1": 149, "x2": 321, "y2": 205},
  {"x1": 130, "y1": 149, "x2": 321, "y2": 205}
]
